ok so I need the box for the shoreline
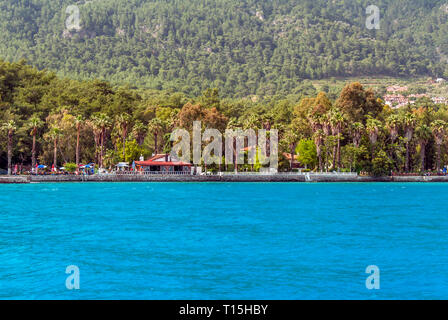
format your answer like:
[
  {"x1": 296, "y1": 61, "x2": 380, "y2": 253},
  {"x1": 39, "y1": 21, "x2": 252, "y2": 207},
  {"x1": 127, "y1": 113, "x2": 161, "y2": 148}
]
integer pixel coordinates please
[{"x1": 2, "y1": 174, "x2": 448, "y2": 184}]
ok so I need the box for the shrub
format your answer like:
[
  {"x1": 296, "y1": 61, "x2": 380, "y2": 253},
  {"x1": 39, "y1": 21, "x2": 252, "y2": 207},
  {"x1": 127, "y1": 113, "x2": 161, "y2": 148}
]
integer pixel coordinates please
[{"x1": 64, "y1": 163, "x2": 78, "y2": 173}]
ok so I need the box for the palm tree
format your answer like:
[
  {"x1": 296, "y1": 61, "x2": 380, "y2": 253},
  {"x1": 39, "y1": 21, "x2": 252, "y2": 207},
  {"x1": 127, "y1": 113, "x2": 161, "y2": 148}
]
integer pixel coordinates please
[
  {"x1": 385, "y1": 114, "x2": 401, "y2": 164},
  {"x1": 97, "y1": 114, "x2": 111, "y2": 168},
  {"x1": 329, "y1": 108, "x2": 345, "y2": 169},
  {"x1": 351, "y1": 122, "x2": 364, "y2": 148},
  {"x1": 148, "y1": 117, "x2": 165, "y2": 155},
  {"x1": 1, "y1": 120, "x2": 17, "y2": 175},
  {"x1": 116, "y1": 113, "x2": 131, "y2": 159},
  {"x1": 431, "y1": 120, "x2": 447, "y2": 172},
  {"x1": 307, "y1": 105, "x2": 327, "y2": 172},
  {"x1": 415, "y1": 124, "x2": 431, "y2": 172},
  {"x1": 132, "y1": 120, "x2": 148, "y2": 145},
  {"x1": 386, "y1": 114, "x2": 401, "y2": 144},
  {"x1": 261, "y1": 114, "x2": 274, "y2": 157},
  {"x1": 88, "y1": 115, "x2": 102, "y2": 165},
  {"x1": 48, "y1": 126, "x2": 62, "y2": 171},
  {"x1": 74, "y1": 115, "x2": 83, "y2": 167},
  {"x1": 226, "y1": 118, "x2": 241, "y2": 173},
  {"x1": 366, "y1": 117, "x2": 382, "y2": 159},
  {"x1": 313, "y1": 129, "x2": 325, "y2": 172},
  {"x1": 284, "y1": 128, "x2": 300, "y2": 171},
  {"x1": 402, "y1": 112, "x2": 416, "y2": 172},
  {"x1": 29, "y1": 115, "x2": 43, "y2": 172}
]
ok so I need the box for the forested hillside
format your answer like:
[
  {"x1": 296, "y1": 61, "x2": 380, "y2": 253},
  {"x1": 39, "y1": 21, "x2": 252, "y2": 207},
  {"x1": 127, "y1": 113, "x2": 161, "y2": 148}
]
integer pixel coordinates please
[{"x1": 0, "y1": 0, "x2": 448, "y2": 97}]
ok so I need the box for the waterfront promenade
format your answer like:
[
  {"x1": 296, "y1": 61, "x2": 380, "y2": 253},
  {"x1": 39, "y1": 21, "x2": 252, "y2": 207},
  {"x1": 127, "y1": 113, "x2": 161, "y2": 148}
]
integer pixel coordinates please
[{"x1": 2, "y1": 172, "x2": 448, "y2": 183}]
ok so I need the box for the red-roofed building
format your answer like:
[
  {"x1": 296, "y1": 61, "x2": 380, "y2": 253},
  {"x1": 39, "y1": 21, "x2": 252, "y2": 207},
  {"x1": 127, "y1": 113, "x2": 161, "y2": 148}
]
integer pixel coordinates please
[{"x1": 135, "y1": 154, "x2": 192, "y2": 174}]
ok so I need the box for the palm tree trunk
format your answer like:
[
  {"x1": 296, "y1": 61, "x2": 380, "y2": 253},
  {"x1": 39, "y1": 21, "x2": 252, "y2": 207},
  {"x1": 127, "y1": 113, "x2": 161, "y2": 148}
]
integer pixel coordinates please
[
  {"x1": 317, "y1": 145, "x2": 322, "y2": 172},
  {"x1": 290, "y1": 143, "x2": 295, "y2": 171},
  {"x1": 436, "y1": 143, "x2": 441, "y2": 172},
  {"x1": 32, "y1": 131, "x2": 36, "y2": 172},
  {"x1": 420, "y1": 142, "x2": 426, "y2": 172},
  {"x1": 122, "y1": 128, "x2": 127, "y2": 159},
  {"x1": 332, "y1": 144, "x2": 337, "y2": 169},
  {"x1": 154, "y1": 133, "x2": 158, "y2": 154},
  {"x1": 101, "y1": 129, "x2": 105, "y2": 167},
  {"x1": 234, "y1": 139, "x2": 238, "y2": 173},
  {"x1": 53, "y1": 138, "x2": 57, "y2": 169},
  {"x1": 405, "y1": 142, "x2": 410, "y2": 173},
  {"x1": 76, "y1": 125, "x2": 80, "y2": 166},
  {"x1": 7, "y1": 132, "x2": 12, "y2": 175},
  {"x1": 337, "y1": 136, "x2": 341, "y2": 169}
]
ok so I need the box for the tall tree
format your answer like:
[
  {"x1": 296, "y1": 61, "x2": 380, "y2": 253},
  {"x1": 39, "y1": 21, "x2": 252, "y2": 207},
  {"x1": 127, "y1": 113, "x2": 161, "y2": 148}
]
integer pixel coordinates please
[
  {"x1": 402, "y1": 112, "x2": 416, "y2": 172},
  {"x1": 336, "y1": 83, "x2": 382, "y2": 123},
  {"x1": 89, "y1": 115, "x2": 102, "y2": 165},
  {"x1": 366, "y1": 117, "x2": 382, "y2": 159},
  {"x1": 1, "y1": 120, "x2": 17, "y2": 175},
  {"x1": 97, "y1": 114, "x2": 111, "y2": 167},
  {"x1": 329, "y1": 108, "x2": 345, "y2": 169},
  {"x1": 48, "y1": 126, "x2": 62, "y2": 171},
  {"x1": 74, "y1": 115, "x2": 83, "y2": 167},
  {"x1": 313, "y1": 129, "x2": 325, "y2": 172},
  {"x1": 415, "y1": 124, "x2": 431, "y2": 172},
  {"x1": 148, "y1": 118, "x2": 165, "y2": 155},
  {"x1": 132, "y1": 120, "x2": 148, "y2": 145},
  {"x1": 29, "y1": 115, "x2": 43, "y2": 172},
  {"x1": 431, "y1": 120, "x2": 447, "y2": 173},
  {"x1": 351, "y1": 122, "x2": 364, "y2": 148},
  {"x1": 386, "y1": 114, "x2": 401, "y2": 145},
  {"x1": 284, "y1": 128, "x2": 300, "y2": 171},
  {"x1": 116, "y1": 113, "x2": 132, "y2": 160}
]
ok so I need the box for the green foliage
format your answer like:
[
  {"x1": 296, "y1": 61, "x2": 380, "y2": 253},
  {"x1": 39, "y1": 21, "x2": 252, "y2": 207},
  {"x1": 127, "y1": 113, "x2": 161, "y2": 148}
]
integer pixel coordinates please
[
  {"x1": 2, "y1": 58, "x2": 448, "y2": 176},
  {"x1": 371, "y1": 150, "x2": 394, "y2": 176},
  {"x1": 64, "y1": 162, "x2": 78, "y2": 173},
  {"x1": 116, "y1": 139, "x2": 148, "y2": 163},
  {"x1": 297, "y1": 139, "x2": 317, "y2": 169},
  {"x1": 1, "y1": 0, "x2": 448, "y2": 98}
]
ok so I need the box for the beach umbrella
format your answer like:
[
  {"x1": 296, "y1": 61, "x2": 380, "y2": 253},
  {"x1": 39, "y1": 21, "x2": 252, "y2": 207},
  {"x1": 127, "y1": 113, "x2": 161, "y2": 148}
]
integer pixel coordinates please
[{"x1": 37, "y1": 165, "x2": 46, "y2": 169}]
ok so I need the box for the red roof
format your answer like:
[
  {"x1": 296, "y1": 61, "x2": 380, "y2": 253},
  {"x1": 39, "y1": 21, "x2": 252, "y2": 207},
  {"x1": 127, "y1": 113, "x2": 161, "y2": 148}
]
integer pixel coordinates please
[
  {"x1": 136, "y1": 161, "x2": 192, "y2": 167},
  {"x1": 135, "y1": 154, "x2": 192, "y2": 167}
]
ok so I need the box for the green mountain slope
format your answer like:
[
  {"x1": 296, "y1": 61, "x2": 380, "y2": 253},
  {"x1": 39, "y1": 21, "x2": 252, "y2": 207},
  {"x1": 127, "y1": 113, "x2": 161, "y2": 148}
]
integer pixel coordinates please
[{"x1": 1, "y1": 0, "x2": 447, "y2": 97}]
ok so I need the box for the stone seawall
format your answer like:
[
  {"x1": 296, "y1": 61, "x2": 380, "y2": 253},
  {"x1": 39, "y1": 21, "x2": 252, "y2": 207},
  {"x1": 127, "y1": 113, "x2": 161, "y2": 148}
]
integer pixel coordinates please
[
  {"x1": 0, "y1": 176, "x2": 29, "y2": 184},
  {"x1": 28, "y1": 173, "x2": 360, "y2": 183},
  {"x1": 2, "y1": 174, "x2": 448, "y2": 184}
]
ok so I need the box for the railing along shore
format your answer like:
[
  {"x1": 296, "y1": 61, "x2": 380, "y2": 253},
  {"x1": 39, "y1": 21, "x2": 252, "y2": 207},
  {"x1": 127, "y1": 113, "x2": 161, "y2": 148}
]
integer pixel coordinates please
[
  {"x1": 109, "y1": 171, "x2": 358, "y2": 176},
  {"x1": 112, "y1": 171, "x2": 191, "y2": 176}
]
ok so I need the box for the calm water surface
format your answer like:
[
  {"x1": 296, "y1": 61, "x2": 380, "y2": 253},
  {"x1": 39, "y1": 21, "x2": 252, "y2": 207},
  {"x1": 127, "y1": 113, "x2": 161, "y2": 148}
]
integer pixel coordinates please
[{"x1": 0, "y1": 182, "x2": 447, "y2": 299}]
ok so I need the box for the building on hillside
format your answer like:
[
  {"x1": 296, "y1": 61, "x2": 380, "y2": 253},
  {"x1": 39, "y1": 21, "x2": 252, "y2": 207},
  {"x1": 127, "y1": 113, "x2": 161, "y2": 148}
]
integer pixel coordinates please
[
  {"x1": 386, "y1": 85, "x2": 408, "y2": 93},
  {"x1": 135, "y1": 154, "x2": 192, "y2": 174},
  {"x1": 432, "y1": 97, "x2": 447, "y2": 104},
  {"x1": 283, "y1": 153, "x2": 301, "y2": 169},
  {"x1": 384, "y1": 94, "x2": 409, "y2": 109}
]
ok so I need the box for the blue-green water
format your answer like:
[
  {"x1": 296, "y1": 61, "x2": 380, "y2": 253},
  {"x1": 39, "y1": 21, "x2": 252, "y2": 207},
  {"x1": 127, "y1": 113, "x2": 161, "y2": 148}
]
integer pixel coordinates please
[{"x1": 0, "y1": 182, "x2": 447, "y2": 299}]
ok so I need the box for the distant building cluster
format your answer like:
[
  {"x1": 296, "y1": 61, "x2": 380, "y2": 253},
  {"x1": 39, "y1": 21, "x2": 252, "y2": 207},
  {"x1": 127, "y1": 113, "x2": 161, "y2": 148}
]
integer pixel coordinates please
[{"x1": 384, "y1": 80, "x2": 447, "y2": 109}]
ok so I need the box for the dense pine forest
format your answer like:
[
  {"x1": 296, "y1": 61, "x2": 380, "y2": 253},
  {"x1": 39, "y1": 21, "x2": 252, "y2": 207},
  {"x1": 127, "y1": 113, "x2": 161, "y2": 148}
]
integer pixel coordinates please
[
  {"x1": 0, "y1": 0, "x2": 448, "y2": 97},
  {"x1": 1, "y1": 59, "x2": 448, "y2": 176}
]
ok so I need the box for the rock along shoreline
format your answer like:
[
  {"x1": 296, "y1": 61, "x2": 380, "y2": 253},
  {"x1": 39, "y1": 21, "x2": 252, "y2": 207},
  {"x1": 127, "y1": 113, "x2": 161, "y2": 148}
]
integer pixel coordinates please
[{"x1": 2, "y1": 174, "x2": 448, "y2": 184}]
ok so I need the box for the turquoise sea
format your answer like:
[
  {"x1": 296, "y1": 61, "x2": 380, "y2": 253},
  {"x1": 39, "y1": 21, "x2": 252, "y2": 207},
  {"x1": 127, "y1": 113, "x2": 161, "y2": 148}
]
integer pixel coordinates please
[{"x1": 0, "y1": 182, "x2": 447, "y2": 299}]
